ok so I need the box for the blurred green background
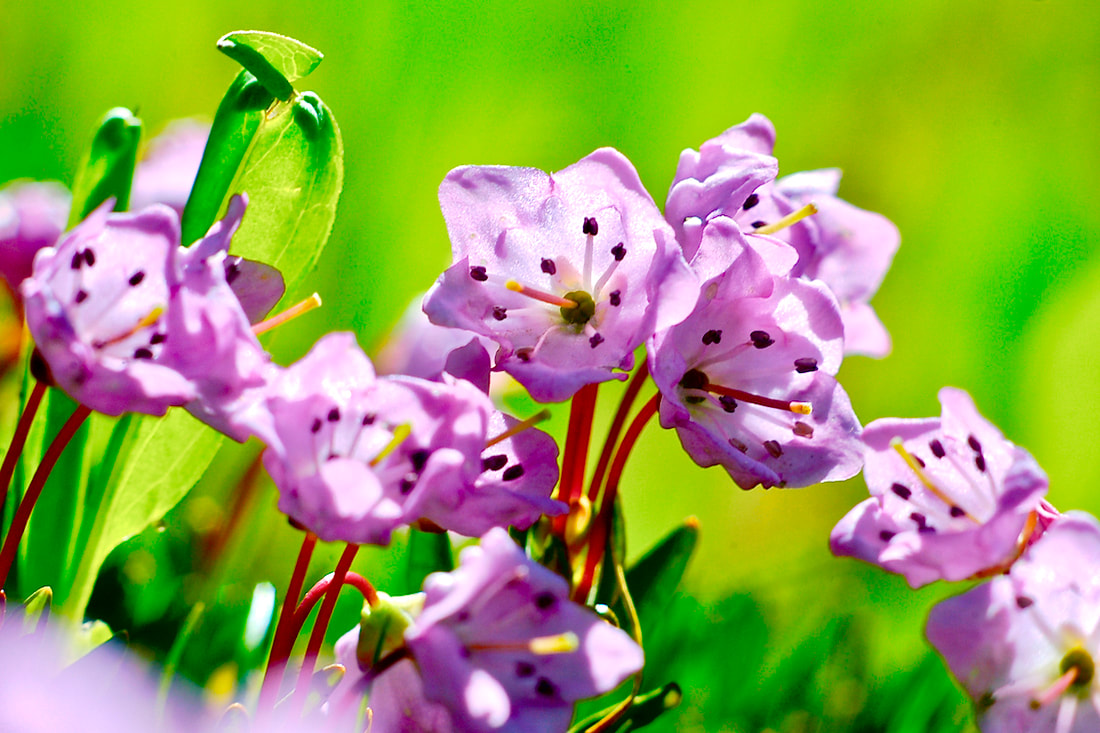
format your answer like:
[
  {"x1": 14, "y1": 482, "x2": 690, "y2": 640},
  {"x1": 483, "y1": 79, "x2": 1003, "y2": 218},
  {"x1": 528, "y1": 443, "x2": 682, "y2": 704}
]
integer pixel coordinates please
[{"x1": 4, "y1": 0, "x2": 1100, "y2": 729}]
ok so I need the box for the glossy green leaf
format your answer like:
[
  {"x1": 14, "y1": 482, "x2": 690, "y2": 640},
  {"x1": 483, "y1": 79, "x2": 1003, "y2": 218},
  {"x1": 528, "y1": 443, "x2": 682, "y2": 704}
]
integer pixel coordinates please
[
  {"x1": 57, "y1": 409, "x2": 225, "y2": 619},
  {"x1": 226, "y1": 90, "x2": 343, "y2": 300},
  {"x1": 404, "y1": 529, "x2": 454, "y2": 593},
  {"x1": 217, "y1": 31, "x2": 323, "y2": 101},
  {"x1": 622, "y1": 518, "x2": 699, "y2": 641},
  {"x1": 68, "y1": 107, "x2": 142, "y2": 224},
  {"x1": 181, "y1": 71, "x2": 275, "y2": 245}
]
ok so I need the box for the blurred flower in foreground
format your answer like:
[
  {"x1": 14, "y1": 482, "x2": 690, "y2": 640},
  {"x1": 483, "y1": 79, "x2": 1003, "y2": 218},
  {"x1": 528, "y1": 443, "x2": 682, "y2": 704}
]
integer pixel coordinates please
[
  {"x1": 927, "y1": 513, "x2": 1100, "y2": 732},
  {"x1": 831, "y1": 387, "x2": 1052, "y2": 587},
  {"x1": 0, "y1": 613, "x2": 202, "y2": 731}
]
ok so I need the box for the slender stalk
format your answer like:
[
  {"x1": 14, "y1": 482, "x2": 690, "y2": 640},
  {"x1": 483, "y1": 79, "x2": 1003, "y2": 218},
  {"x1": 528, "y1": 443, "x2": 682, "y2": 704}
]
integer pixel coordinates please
[
  {"x1": 293, "y1": 543, "x2": 359, "y2": 708},
  {"x1": 572, "y1": 394, "x2": 660, "y2": 603},
  {"x1": 588, "y1": 362, "x2": 650, "y2": 504},
  {"x1": 0, "y1": 380, "x2": 47, "y2": 514},
  {"x1": 293, "y1": 571, "x2": 379, "y2": 626},
  {"x1": 260, "y1": 532, "x2": 317, "y2": 706},
  {"x1": 553, "y1": 383, "x2": 599, "y2": 536},
  {"x1": 0, "y1": 403, "x2": 91, "y2": 591}
]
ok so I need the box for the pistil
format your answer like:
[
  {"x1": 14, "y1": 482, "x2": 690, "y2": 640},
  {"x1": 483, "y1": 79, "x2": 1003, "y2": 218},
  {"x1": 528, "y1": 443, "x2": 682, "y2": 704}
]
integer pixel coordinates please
[{"x1": 485, "y1": 409, "x2": 552, "y2": 448}]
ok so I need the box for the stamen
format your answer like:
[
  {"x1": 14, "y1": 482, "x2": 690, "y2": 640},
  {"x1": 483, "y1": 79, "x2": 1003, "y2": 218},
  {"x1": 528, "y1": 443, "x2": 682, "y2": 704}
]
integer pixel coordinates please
[
  {"x1": 368, "y1": 424, "x2": 411, "y2": 467},
  {"x1": 485, "y1": 409, "x2": 552, "y2": 448},
  {"x1": 93, "y1": 306, "x2": 165, "y2": 348},
  {"x1": 703, "y1": 383, "x2": 812, "y2": 415},
  {"x1": 1030, "y1": 667, "x2": 1079, "y2": 710},
  {"x1": 891, "y1": 438, "x2": 981, "y2": 523},
  {"x1": 468, "y1": 632, "x2": 580, "y2": 656},
  {"x1": 252, "y1": 293, "x2": 322, "y2": 336},
  {"x1": 751, "y1": 203, "x2": 818, "y2": 235},
  {"x1": 505, "y1": 280, "x2": 577, "y2": 308}
]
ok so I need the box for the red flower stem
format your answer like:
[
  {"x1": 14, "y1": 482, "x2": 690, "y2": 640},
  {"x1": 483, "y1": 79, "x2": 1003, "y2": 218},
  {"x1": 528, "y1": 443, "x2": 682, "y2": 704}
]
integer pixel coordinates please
[
  {"x1": 572, "y1": 394, "x2": 660, "y2": 603},
  {"x1": 0, "y1": 403, "x2": 91, "y2": 591},
  {"x1": 293, "y1": 543, "x2": 359, "y2": 708},
  {"x1": 293, "y1": 571, "x2": 379, "y2": 627},
  {"x1": 260, "y1": 532, "x2": 317, "y2": 706},
  {"x1": 0, "y1": 380, "x2": 47, "y2": 514},
  {"x1": 552, "y1": 383, "x2": 599, "y2": 536},
  {"x1": 587, "y1": 361, "x2": 650, "y2": 504}
]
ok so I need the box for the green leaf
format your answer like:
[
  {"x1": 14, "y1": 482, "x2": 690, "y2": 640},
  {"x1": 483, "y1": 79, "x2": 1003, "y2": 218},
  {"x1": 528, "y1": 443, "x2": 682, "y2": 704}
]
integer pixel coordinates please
[
  {"x1": 57, "y1": 410, "x2": 225, "y2": 619},
  {"x1": 217, "y1": 31, "x2": 323, "y2": 101},
  {"x1": 569, "y1": 682, "x2": 682, "y2": 732},
  {"x1": 622, "y1": 518, "x2": 699, "y2": 641},
  {"x1": 181, "y1": 71, "x2": 275, "y2": 245},
  {"x1": 404, "y1": 529, "x2": 454, "y2": 593},
  {"x1": 21, "y1": 586, "x2": 52, "y2": 632},
  {"x1": 68, "y1": 107, "x2": 142, "y2": 224},
  {"x1": 227, "y1": 91, "x2": 343, "y2": 300}
]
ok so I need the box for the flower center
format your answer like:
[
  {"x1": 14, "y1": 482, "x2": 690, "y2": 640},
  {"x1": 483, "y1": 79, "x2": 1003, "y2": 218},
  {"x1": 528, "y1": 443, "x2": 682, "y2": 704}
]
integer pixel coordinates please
[
  {"x1": 560, "y1": 290, "x2": 596, "y2": 326},
  {"x1": 1061, "y1": 647, "x2": 1095, "y2": 691},
  {"x1": 678, "y1": 368, "x2": 811, "y2": 415}
]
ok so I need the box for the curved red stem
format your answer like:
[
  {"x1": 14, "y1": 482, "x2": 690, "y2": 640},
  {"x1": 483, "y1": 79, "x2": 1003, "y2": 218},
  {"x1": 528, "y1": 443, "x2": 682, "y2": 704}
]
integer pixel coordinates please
[
  {"x1": 293, "y1": 571, "x2": 379, "y2": 628},
  {"x1": 588, "y1": 361, "x2": 650, "y2": 504},
  {"x1": 293, "y1": 543, "x2": 359, "y2": 707},
  {"x1": 552, "y1": 383, "x2": 599, "y2": 536},
  {"x1": 572, "y1": 393, "x2": 660, "y2": 603},
  {"x1": 260, "y1": 532, "x2": 317, "y2": 706},
  {"x1": 0, "y1": 403, "x2": 91, "y2": 591},
  {"x1": 0, "y1": 381, "x2": 47, "y2": 514}
]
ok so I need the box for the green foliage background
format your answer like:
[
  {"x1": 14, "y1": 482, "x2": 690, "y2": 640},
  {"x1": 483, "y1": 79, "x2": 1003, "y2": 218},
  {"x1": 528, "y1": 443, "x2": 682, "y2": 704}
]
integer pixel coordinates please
[{"x1": 3, "y1": 1, "x2": 1099, "y2": 730}]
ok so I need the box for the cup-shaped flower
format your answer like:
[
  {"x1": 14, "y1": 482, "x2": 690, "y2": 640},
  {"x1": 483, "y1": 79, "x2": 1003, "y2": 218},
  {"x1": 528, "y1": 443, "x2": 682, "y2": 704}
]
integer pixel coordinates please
[
  {"x1": 648, "y1": 218, "x2": 862, "y2": 489},
  {"x1": 423, "y1": 148, "x2": 696, "y2": 402},
  {"x1": 831, "y1": 387, "x2": 1051, "y2": 587},
  {"x1": 927, "y1": 513, "x2": 1100, "y2": 731},
  {"x1": 261, "y1": 333, "x2": 562, "y2": 544},
  {"x1": 163, "y1": 194, "x2": 278, "y2": 441},
  {"x1": 21, "y1": 202, "x2": 198, "y2": 415},
  {"x1": 0, "y1": 180, "x2": 70, "y2": 295},
  {"x1": 666, "y1": 114, "x2": 899, "y2": 357},
  {"x1": 403, "y1": 528, "x2": 644, "y2": 732}
]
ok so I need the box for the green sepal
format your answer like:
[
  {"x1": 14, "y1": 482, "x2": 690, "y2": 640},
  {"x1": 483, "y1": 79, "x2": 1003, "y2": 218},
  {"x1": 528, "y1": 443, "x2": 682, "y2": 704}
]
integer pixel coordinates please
[
  {"x1": 68, "y1": 107, "x2": 142, "y2": 224},
  {"x1": 357, "y1": 593, "x2": 422, "y2": 668},
  {"x1": 405, "y1": 529, "x2": 454, "y2": 593},
  {"x1": 621, "y1": 518, "x2": 699, "y2": 642},
  {"x1": 217, "y1": 31, "x2": 323, "y2": 101},
  {"x1": 181, "y1": 70, "x2": 275, "y2": 245},
  {"x1": 568, "y1": 681, "x2": 683, "y2": 732}
]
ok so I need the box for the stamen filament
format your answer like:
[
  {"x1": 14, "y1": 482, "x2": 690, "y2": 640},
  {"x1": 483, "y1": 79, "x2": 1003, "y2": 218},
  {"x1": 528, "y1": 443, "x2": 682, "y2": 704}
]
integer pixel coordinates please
[
  {"x1": 703, "y1": 384, "x2": 811, "y2": 415},
  {"x1": 369, "y1": 424, "x2": 411, "y2": 466},
  {"x1": 1031, "y1": 667, "x2": 1078, "y2": 710},
  {"x1": 252, "y1": 293, "x2": 322, "y2": 336},
  {"x1": 751, "y1": 203, "x2": 818, "y2": 235},
  {"x1": 469, "y1": 632, "x2": 580, "y2": 655},
  {"x1": 891, "y1": 439, "x2": 981, "y2": 524},
  {"x1": 485, "y1": 409, "x2": 552, "y2": 448},
  {"x1": 505, "y1": 280, "x2": 577, "y2": 308}
]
